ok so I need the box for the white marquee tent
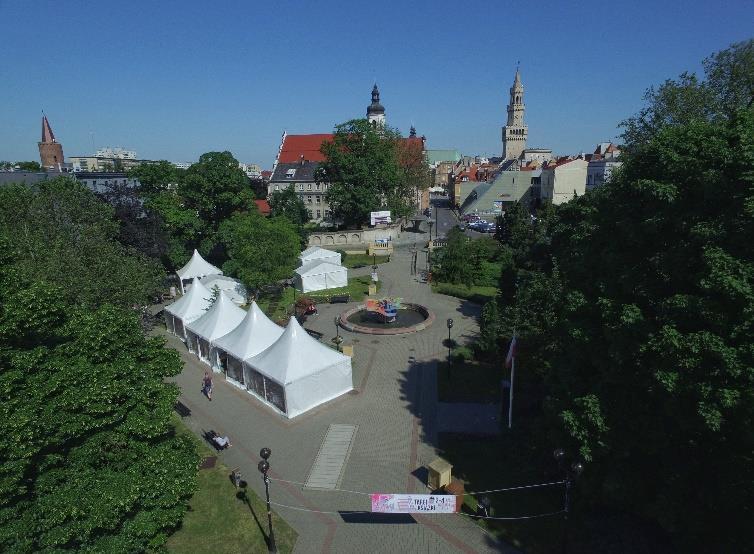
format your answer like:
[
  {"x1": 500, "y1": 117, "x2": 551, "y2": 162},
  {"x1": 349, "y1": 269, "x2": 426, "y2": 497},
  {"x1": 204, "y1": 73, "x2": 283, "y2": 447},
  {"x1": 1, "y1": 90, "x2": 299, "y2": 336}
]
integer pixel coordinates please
[
  {"x1": 243, "y1": 316, "x2": 353, "y2": 418},
  {"x1": 176, "y1": 249, "x2": 223, "y2": 294},
  {"x1": 294, "y1": 261, "x2": 348, "y2": 293},
  {"x1": 211, "y1": 302, "x2": 284, "y2": 384},
  {"x1": 185, "y1": 291, "x2": 246, "y2": 364},
  {"x1": 164, "y1": 277, "x2": 213, "y2": 340},
  {"x1": 298, "y1": 246, "x2": 341, "y2": 267},
  {"x1": 201, "y1": 274, "x2": 247, "y2": 306}
]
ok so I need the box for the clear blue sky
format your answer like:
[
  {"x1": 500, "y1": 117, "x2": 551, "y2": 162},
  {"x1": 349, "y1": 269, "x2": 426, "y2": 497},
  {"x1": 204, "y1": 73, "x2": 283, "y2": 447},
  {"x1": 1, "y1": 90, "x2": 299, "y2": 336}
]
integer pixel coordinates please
[{"x1": 2, "y1": 0, "x2": 752, "y2": 167}]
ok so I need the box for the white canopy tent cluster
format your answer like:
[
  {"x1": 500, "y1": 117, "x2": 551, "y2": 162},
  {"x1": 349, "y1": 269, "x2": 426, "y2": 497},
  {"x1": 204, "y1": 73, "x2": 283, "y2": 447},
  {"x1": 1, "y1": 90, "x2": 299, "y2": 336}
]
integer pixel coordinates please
[
  {"x1": 175, "y1": 249, "x2": 246, "y2": 304},
  {"x1": 294, "y1": 246, "x2": 348, "y2": 293},
  {"x1": 163, "y1": 283, "x2": 353, "y2": 418}
]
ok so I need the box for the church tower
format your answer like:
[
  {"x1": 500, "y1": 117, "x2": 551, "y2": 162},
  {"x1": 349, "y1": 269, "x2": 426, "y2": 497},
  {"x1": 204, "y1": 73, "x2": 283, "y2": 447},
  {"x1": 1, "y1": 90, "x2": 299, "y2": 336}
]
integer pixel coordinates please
[
  {"x1": 38, "y1": 115, "x2": 64, "y2": 170},
  {"x1": 502, "y1": 68, "x2": 527, "y2": 160},
  {"x1": 366, "y1": 84, "x2": 386, "y2": 127}
]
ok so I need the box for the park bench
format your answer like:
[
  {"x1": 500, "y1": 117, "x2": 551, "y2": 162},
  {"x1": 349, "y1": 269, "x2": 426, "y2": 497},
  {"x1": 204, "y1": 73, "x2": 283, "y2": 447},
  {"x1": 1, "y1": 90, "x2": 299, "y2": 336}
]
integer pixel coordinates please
[
  {"x1": 305, "y1": 328, "x2": 324, "y2": 341},
  {"x1": 330, "y1": 294, "x2": 350, "y2": 304}
]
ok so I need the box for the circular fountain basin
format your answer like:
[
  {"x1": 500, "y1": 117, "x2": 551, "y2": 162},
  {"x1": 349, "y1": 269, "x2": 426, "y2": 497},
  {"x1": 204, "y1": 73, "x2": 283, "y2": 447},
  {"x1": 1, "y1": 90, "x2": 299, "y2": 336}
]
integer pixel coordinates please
[{"x1": 339, "y1": 303, "x2": 435, "y2": 335}]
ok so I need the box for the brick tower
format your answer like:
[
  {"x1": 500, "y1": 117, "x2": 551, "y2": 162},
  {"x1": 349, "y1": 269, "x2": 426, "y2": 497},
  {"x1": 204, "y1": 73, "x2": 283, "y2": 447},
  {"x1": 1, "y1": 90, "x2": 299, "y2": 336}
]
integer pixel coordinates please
[{"x1": 38, "y1": 115, "x2": 64, "y2": 170}]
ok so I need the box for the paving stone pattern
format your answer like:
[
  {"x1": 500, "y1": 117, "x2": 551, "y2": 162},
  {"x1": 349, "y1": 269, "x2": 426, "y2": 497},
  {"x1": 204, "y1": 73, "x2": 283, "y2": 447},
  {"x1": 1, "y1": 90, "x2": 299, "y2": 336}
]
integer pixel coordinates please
[{"x1": 169, "y1": 225, "x2": 517, "y2": 553}]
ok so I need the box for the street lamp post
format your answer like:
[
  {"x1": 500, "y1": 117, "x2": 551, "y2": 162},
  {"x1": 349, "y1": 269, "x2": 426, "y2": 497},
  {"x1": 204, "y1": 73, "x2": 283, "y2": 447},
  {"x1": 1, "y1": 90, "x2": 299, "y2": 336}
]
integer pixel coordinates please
[
  {"x1": 427, "y1": 219, "x2": 434, "y2": 241},
  {"x1": 446, "y1": 318, "x2": 454, "y2": 368},
  {"x1": 332, "y1": 317, "x2": 343, "y2": 352},
  {"x1": 257, "y1": 447, "x2": 277, "y2": 553},
  {"x1": 553, "y1": 449, "x2": 585, "y2": 554}
]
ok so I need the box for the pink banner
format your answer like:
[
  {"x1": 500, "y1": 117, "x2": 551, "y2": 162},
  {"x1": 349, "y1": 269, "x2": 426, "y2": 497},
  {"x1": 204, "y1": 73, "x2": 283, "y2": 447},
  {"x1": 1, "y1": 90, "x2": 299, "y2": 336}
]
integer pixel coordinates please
[{"x1": 370, "y1": 493, "x2": 457, "y2": 513}]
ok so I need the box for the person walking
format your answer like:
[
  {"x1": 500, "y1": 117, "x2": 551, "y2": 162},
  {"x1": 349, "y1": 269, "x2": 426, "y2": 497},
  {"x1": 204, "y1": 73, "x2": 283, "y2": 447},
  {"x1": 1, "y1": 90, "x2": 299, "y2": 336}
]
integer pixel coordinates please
[{"x1": 202, "y1": 371, "x2": 213, "y2": 401}]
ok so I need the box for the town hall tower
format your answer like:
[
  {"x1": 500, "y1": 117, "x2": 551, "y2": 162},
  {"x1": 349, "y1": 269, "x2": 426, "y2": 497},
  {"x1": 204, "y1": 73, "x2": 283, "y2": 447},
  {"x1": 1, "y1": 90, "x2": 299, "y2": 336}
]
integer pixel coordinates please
[{"x1": 502, "y1": 69, "x2": 527, "y2": 160}]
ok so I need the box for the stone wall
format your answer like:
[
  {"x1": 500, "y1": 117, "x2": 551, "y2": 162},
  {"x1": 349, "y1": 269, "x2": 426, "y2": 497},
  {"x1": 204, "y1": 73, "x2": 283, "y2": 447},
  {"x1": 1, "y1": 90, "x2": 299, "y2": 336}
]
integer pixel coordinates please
[{"x1": 307, "y1": 221, "x2": 403, "y2": 247}]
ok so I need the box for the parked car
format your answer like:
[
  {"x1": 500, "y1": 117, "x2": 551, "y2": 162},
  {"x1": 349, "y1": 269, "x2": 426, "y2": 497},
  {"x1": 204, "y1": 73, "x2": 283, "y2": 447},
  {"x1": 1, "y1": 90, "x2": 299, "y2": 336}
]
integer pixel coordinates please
[
  {"x1": 457, "y1": 223, "x2": 466, "y2": 231},
  {"x1": 468, "y1": 220, "x2": 487, "y2": 231},
  {"x1": 484, "y1": 223, "x2": 497, "y2": 233}
]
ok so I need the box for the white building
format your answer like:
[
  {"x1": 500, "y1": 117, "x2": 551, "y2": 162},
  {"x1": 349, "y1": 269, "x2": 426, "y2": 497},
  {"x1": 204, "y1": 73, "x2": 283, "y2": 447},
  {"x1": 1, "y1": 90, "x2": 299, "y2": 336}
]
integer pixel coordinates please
[
  {"x1": 587, "y1": 143, "x2": 622, "y2": 190},
  {"x1": 239, "y1": 162, "x2": 262, "y2": 179},
  {"x1": 540, "y1": 157, "x2": 588, "y2": 205},
  {"x1": 95, "y1": 147, "x2": 137, "y2": 159},
  {"x1": 172, "y1": 161, "x2": 191, "y2": 169}
]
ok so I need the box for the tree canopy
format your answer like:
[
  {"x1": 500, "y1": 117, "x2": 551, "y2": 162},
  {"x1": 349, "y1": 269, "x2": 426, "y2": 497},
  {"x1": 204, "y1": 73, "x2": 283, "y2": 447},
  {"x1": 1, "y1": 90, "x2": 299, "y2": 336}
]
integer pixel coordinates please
[
  {"x1": 489, "y1": 41, "x2": 754, "y2": 551},
  {"x1": 318, "y1": 119, "x2": 429, "y2": 227},
  {"x1": 219, "y1": 212, "x2": 300, "y2": 291}
]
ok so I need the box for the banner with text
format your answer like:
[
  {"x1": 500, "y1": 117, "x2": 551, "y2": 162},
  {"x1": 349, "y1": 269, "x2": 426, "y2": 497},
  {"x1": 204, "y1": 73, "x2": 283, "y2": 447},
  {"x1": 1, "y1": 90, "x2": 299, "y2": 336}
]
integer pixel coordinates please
[{"x1": 370, "y1": 493, "x2": 457, "y2": 513}]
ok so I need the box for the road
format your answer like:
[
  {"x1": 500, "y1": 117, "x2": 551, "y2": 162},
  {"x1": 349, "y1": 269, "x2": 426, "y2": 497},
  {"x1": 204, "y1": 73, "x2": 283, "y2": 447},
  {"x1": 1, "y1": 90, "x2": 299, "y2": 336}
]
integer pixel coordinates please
[{"x1": 428, "y1": 194, "x2": 494, "y2": 239}]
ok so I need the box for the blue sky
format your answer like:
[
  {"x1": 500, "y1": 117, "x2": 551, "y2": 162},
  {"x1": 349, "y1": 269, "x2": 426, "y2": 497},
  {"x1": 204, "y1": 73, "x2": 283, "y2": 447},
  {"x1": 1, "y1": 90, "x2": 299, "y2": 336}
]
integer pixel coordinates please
[{"x1": 2, "y1": 0, "x2": 752, "y2": 167}]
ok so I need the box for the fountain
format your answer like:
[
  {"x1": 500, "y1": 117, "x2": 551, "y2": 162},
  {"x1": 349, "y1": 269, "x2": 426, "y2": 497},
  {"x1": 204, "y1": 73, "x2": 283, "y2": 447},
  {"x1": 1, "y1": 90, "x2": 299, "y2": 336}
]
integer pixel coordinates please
[{"x1": 339, "y1": 297, "x2": 435, "y2": 335}]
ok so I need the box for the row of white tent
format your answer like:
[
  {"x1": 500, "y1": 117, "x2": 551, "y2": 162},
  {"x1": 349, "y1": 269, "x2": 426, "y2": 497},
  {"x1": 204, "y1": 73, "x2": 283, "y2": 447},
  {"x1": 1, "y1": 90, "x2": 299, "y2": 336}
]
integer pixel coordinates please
[{"x1": 164, "y1": 277, "x2": 353, "y2": 418}]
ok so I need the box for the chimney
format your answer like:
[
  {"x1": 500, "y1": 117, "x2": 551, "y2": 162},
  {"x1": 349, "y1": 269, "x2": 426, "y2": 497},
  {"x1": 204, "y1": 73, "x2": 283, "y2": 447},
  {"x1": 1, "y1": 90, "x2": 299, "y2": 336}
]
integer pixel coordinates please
[{"x1": 299, "y1": 154, "x2": 305, "y2": 166}]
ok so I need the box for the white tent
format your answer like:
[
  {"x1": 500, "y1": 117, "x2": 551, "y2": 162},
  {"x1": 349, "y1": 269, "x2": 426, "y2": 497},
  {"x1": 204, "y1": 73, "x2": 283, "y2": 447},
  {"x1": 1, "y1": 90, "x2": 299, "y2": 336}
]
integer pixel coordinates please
[
  {"x1": 294, "y1": 261, "x2": 348, "y2": 293},
  {"x1": 201, "y1": 274, "x2": 247, "y2": 306},
  {"x1": 176, "y1": 249, "x2": 223, "y2": 294},
  {"x1": 243, "y1": 317, "x2": 353, "y2": 418},
  {"x1": 211, "y1": 302, "x2": 283, "y2": 382},
  {"x1": 185, "y1": 291, "x2": 246, "y2": 364},
  {"x1": 298, "y1": 246, "x2": 341, "y2": 267},
  {"x1": 163, "y1": 277, "x2": 213, "y2": 340}
]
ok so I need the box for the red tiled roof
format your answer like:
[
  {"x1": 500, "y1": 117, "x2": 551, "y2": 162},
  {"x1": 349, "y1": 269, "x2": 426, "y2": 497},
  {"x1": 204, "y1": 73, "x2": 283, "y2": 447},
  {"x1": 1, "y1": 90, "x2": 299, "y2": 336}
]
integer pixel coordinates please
[
  {"x1": 254, "y1": 199, "x2": 271, "y2": 215},
  {"x1": 261, "y1": 170, "x2": 272, "y2": 178},
  {"x1": 278, "y1": 134, "x2": 334, "y2": 163}
]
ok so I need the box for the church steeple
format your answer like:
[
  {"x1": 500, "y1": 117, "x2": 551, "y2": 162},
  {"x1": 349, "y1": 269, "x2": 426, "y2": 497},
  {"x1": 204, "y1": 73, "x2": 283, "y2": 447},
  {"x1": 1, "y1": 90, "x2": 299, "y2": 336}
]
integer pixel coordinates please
[
  {"x1": 366, "y1": 83, "x2": 386, "y2": 127},
  {"x1": 502, "y1": 68, "x2": 528, "y2": 160},
  {"x1": 42, "y1": 114, "x2": 57, "y2": 143}
]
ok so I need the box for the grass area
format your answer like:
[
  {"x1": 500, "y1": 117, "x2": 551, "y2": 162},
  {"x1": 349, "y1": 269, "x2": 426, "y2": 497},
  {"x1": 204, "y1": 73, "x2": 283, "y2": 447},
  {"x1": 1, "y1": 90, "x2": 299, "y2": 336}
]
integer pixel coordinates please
[
  {"x1": 432, "y1": 282, "x2": 498, "y2": 304},
  {"x1": 341, "y1": 253, "x2": 390, "y2": 269},
  {"x1": 439, "y1": 430, "x2": 565, "y2": 554},
  {"x1": 437, "y1": 360, "x2": 501, "y2": 403},
  {"x1": 166, "y1": 418, "x2": 297, "y2": 554},
  {"x1": 256, "y1": 276, "x2": 381, "y2": 322}
]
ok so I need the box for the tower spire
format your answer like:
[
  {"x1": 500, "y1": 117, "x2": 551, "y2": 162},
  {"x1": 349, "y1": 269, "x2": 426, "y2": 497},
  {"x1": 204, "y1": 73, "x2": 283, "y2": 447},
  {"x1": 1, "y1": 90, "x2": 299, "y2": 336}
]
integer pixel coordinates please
[
  {"x1": 366, "y1": 83, "x2": 386, "y2": 127},
  {"x1": 42, "y1": 114, "x2": 56, "y2": 143}
]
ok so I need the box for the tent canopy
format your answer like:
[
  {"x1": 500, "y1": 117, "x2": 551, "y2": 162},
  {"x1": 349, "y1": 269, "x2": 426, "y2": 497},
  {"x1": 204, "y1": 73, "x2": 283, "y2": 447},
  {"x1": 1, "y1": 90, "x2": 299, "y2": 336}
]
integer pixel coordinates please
[
  {"x1": 294, "y1": 261, "x2": 347, "y2": 293},
  {"x1": 177, "y1": 249, "x2": 222, "y2": 282},
  {"x1": 201, "y1": 274, "x2": 247, "y2": 306},
  {"x1": 298, "y1": 246, "x2": 341, "y2": 267},
  {"x1": 213, "y1": 302, "x2": 283, "y2": 360},
  {"x1": 164, "y1": 277, "x2": 213, "y2": 322},
  {"x1": 246, "y1": 316, "x2": 350, "y2": 386},
  {"x1": 185, "y1": 291, "x2": 246, "y2": 342}
]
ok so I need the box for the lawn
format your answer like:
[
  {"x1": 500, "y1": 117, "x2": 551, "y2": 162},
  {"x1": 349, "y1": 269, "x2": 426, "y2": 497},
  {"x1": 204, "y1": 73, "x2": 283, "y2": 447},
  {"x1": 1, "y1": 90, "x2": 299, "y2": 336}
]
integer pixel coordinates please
[
  {"x1": 341, "y1": 253, "x2": 390, "y2": 269},
  {"x1": 432, "y1": 282, "x2": 498, "y2": 304},
  {"x1": 257, "y1": 276, "x2": 381, "y2": 322},
  {"x1": 166, "y1": 418, "x2": 297, "y2": 554},
  {"x1": 437, "y1": 360, "x2": 502, "y2": 403}
]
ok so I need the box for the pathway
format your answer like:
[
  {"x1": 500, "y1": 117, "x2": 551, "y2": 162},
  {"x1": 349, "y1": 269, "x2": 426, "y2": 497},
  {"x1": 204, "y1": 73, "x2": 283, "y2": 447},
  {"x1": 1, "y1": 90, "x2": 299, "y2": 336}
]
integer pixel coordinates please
[{"x1": 168, "y1": 227, "x2": 514, "y2": 553}]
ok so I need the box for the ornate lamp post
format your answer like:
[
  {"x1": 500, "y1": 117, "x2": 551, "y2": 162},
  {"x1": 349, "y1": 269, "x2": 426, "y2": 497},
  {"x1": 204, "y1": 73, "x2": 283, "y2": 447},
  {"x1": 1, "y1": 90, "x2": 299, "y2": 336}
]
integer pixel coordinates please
[
  {"x1": 427, "y1": 219, "x2": 434, "y2": 241},
  {"x1": 553, "y1": 449, "x2": 585, "y2": 554},
  {"x1": 446, "y1": 318, "x2": 454, "y2": 368},
  {"x1": 257, "y1": 447, "x2": 277, "y2": 553}
]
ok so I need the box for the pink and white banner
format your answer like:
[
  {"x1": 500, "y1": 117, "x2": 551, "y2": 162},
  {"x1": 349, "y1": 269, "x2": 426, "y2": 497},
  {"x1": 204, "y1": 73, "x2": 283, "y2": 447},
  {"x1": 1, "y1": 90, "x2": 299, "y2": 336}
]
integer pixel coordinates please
[{"x1": 370, "y1": 493, "x2": 457, "y2": 513}]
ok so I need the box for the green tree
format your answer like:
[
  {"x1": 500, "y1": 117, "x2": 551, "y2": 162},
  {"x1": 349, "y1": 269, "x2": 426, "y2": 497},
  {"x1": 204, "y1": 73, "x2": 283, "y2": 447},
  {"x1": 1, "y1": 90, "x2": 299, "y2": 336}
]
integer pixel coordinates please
[
  {"x1": 15, "y1": 161, "x2": 42, "y2": 172},
  {"x1": 219, "y1": 212, "x2": 300, "y2": 291},
  {"x1": 269, "y1": 186, "x2": 309, "y2": 226},
  {"x1": 180, "y1": 151, "x2": 255, "y2": 232},
  {"x1": 318, "y1": 119, "x2": 426, "y2": 227},
  {"x1": 128, "y1": 160, "x2": 184, "y2": 197},
  {"x1": 0, "y1": 281, "x2": 198, "y2": 552},
  {"x1": 0, "y1": 177, "x2": 163, "y2": 308}
]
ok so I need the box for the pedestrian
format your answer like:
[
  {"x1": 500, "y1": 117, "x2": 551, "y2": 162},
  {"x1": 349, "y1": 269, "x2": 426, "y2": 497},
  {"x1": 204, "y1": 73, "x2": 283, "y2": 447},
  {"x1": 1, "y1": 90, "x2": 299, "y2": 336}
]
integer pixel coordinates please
[{"x1": 202, "y1": 371, "x2": 213, "y2": 401}]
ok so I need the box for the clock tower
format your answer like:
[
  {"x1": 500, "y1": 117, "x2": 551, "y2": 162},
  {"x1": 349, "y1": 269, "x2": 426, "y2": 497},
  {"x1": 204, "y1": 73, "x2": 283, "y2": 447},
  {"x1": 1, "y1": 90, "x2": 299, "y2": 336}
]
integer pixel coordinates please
[{"x1": 502, "y1": 68, "x2": 527, "y2": 160}]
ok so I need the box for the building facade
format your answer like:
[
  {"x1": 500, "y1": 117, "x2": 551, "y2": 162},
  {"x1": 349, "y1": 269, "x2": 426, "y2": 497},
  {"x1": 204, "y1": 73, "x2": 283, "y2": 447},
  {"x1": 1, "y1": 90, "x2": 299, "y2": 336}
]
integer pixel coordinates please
[
  {"x1": 586, "y1": 142, "x2": 622, "y2": 190},
  {"x1": 502, "y1": 69, "x2": 528, "y2": 160},
  {"x1": 540, "y1": 157, "x2": 588, "y2": 205},
  {"x1": 38, "y1": 115, "x2": 65, "y2": 170}
]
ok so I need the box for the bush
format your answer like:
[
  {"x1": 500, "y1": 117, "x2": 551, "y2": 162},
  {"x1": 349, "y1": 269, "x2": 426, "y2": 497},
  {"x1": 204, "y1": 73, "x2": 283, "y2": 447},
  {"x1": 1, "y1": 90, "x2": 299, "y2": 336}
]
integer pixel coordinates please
[
  {"x1": 452, "y1": 345, "x2": 474, "y2": 363},
  {"x1": 432, "y1": 282, "x2": 498, "y2": 304}
]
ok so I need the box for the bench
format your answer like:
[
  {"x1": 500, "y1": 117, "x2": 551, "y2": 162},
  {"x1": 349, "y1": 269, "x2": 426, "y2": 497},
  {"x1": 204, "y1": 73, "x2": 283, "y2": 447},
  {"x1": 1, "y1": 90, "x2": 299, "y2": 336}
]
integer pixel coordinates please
[
  {"x1": 306, "y1": 328, "x2": 324, "y2": 341},
  {"x1": 330, "y1": 294, "x2": 350, "y2": 304}
]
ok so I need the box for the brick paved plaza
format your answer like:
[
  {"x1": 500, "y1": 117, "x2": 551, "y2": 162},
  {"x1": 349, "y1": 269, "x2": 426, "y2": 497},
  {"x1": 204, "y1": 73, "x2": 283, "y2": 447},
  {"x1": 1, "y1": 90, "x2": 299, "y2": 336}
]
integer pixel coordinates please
[{"x1": 168, "y1": 234, "x2": 516, "y2": 553}]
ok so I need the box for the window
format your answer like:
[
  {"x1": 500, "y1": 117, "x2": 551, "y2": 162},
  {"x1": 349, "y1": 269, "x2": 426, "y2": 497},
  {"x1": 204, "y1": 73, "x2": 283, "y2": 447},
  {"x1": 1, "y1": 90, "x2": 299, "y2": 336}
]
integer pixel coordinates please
[
  {"x1": 325, "y1": 210, "x2": 331, "y2": 218},
  {"x1": 316, "y1": 210, "x2": 321, "y2": 218},
  {"x1": 307, "y1": 184, "x2": 312, "y2": 190},
  {"x1": 307, "y1": 196, "x2": 312, "y2": 203},
  {"x1": 274, "y1": 185, "x2": 279, "y2": 191},
  {"x1": 316, "y1": 196, "x2": 321, "y2": 204},
  {"x1": 286, "y1": 168, "x2": 296, "y2": 178},
  {"x1": 315, "y1": 183, "x2": 320, "y2": 190},
  {"x1": 298, "y1": 184, "x2": 303, "y2": 191}
]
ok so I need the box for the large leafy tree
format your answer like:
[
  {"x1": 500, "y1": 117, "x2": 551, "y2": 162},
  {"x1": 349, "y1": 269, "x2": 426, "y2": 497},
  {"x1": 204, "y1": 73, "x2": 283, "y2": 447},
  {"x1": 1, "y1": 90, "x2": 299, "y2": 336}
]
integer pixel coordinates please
[
  {"x1": 219, "y1": 212, "x2": 300, "y2": 291},
  {"x1": 0, "y1": 281, "x2": 198, "y2": 552},
  {"x1": 128, "y1": 160, "x2": 184, "y2": 198},
  {"x1": 318, "y1": 119, "x2": 427, "y2": 227},
  {"x1": 498, "y1": 45, "x2": 754, "y2": 550},
  {"x1": 269, "y1": 186, "x2": 309, "y2": 226},
  {"x1": 0, "y1": 177, "x2": 163, "y2": 308}
]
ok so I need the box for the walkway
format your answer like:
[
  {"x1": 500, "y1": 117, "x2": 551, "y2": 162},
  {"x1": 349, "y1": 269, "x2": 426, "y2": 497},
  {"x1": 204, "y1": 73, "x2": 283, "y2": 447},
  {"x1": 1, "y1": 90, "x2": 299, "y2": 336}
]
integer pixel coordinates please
[{"x1": 168, "y1": 225, "x2": 514, "y2": 553}]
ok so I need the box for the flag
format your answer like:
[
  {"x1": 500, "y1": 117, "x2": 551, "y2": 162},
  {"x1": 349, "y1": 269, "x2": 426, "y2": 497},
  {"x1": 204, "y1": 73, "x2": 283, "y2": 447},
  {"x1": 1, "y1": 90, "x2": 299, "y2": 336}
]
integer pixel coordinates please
[{"x1": 505, "y1": 335, "x2": 517, "y2": 368}]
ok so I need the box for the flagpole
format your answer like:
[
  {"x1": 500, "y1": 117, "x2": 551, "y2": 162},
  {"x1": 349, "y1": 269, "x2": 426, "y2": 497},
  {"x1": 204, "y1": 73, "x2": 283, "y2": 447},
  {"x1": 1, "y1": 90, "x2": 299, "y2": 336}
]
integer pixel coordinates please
[{"x1": 508, "y1": 355, "x2": 515, "y2": 429}]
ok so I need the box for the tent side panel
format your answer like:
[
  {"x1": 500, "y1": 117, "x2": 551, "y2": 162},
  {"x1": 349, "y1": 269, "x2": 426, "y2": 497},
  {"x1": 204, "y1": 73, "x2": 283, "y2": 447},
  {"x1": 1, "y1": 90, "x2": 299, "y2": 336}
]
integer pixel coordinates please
[{"x1": 284, "y1": 360, "x2": 353, "y2": 418}]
